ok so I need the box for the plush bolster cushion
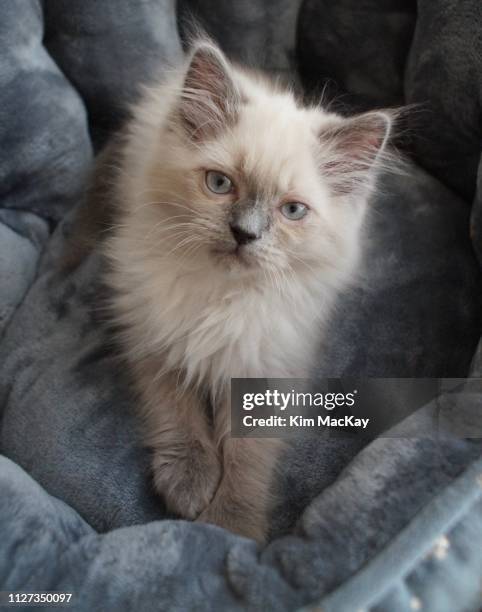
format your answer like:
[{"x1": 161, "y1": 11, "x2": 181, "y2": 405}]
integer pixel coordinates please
[
  {"x1": 405, "y1": 0, "x2": 482, "y2": 201},
  {"x1": 0, "y1": 0, "x2": 91, "y2": 335},
  {"x1": 297, "y1": 0, "x2": 482, "y2": 203},
  {"x1": 177, "y1": 0, "x2": 303, "y2": 74},
  {"x1": 296, "y1": 0, "x2": 417, "y2": 110},
  {"x1": 0, "y1": 0, "x2": 91, "y2": 222},
  {"x1": 471, "y1": 156, "x2": 482, "y2": 267},
  {"x1": 43, "y1": 0, "x2": 182, "y2": 147}
]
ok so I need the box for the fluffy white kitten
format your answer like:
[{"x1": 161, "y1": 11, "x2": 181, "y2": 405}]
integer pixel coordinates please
[{"x1": 102, "y1": 40, "x2": 392, "y2": 541}]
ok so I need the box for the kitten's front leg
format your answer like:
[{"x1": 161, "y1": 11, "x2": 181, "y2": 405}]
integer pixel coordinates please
[
  {"x1": 197, "y1": 400, "x2": 285, "y2": 542},
  {"x1": 136, "y1": 366, "x2": 221, "y2": 519}
]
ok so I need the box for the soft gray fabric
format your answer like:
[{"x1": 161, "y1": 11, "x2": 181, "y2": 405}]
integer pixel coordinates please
[
  {"x1": 317, "y1": 165, "x2": 482, "y2": 377},
  {"x1": 1, "y1": 430, "x2": 482, "y2": 612},
  {"x1": 0, "y1": 0, "x2": 92, "y2": 221},
  {"x1": 177, "y1": 0, "x2": 303, "y2": 75},
  {"x1": 296, "y1": 0, "x2": 416, "y2": 109},
  {"x1": 0, "y1": 210, "x2": 49, "y2": 335},
  {"x1": 472, "y1": 155, "x2": 482, "y2": 266},
  {"x1": 405, "y1": 0, "x2": 482, "y2": 201},
  {"x1": 297, "y1": 0, "x2": 482, "y2": 202},
  {"x1": 43, "y1": 0, "x2": 182, "y2": 148},
  {"x1": 1, "y1": 1, "x2": 482, "y2": 611}
]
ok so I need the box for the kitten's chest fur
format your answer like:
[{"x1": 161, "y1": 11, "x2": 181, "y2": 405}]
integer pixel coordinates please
[{"x1": 117, "y1": 262, "x2": 326, "y2": 390}]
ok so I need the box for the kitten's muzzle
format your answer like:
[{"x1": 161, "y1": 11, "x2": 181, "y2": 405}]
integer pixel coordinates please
[{"x1": 229, "y1": 201, "x2": 269, "y2": 246}]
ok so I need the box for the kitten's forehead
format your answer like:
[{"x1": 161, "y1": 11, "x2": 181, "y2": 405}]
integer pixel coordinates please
[
  {"x1": 204, "y1": 90, "x2": 321, "y2": 199},
  {"x1": 244, "y1": 105, "x2": 315, "y2": 186}
]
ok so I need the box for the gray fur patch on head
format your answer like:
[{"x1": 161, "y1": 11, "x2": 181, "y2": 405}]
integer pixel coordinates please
[{"x1": 229, "y1": 199, "x2": 271, "y2": 240}]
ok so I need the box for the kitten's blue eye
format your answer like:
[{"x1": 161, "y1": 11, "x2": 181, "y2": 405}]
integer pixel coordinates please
[
  {"x1": 280, "y1": 202, "x2": 308, "y2": 220},
  {"x1": 206, "y1": 171, "x2": 233, "y2": 194}
]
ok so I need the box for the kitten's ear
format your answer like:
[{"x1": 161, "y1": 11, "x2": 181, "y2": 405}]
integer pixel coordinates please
[
  {"x1": 319, "y1": 111, "x2": 393, "y2": 196},
  {"x1": 179, "y1": 42, "x2": 240, "y2": 141}
]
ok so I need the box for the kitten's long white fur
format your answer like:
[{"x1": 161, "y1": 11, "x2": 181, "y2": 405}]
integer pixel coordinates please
[{"x1": 105, "y1": 41, "x2": 392, "y2": 399}]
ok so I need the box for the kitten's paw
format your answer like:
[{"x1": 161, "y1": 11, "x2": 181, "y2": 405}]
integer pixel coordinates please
[
  {"x1": 152, "y1": 442, "x2": 221, "y2": 520},
  {"x1": 197, "y1": 499, "x2": 268, "y2": 543}
]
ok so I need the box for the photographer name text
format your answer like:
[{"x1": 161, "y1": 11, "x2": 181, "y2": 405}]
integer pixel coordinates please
[{"x1": 242, "y1": 414, "x2": 370, "y2": 429}]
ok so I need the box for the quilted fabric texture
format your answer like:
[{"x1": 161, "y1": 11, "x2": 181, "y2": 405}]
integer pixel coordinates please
[{"x1": 0, "y1": 1, "x2": 481, "y2": 611}]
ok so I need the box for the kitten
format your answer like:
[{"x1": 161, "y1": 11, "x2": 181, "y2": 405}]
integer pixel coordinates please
[{"x1": 102, "y1": 40, "x2": 393, "y2": 541}]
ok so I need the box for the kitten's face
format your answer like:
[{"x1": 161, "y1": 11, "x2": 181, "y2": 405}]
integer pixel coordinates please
[{"x1": 145, "y1": 43, "x2": 391, "y2": 281}]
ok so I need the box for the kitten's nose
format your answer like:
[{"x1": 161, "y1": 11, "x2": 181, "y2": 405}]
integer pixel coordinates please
[{"x1": 230, "y1": 223, "x2": 258, "y2": 246}]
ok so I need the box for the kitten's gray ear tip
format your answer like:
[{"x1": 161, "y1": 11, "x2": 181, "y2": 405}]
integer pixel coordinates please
[
  {"x1": 364, "y1": 110, "x2": 396, "y2": 150},
  {"x1": 367, "y1": 110, "x2": 394, "y2": 134},
  {"x1": 379, "y1": 111, "x2": 392, "y2": 128},
  {"x1": 189, "y1": 38, "x2": 227, "y2": 65}
]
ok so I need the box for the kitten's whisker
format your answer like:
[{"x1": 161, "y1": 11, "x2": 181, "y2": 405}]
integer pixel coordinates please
[
  {"x1": 283, "y1": 248, "x2": 317, "y2": 276},
  {"x1": 146, "y1": 233, "x2": 200, "y2": 256},
  {"x1": 172, "y1": 241, "x2": 206, "y2": 272},
  {"x1": 99, "y1": 223, "x2": 128, "y2": 234},
  {"x1": 264, "y1": 265, "x2": 280, "y2": 298},
  {"x1": 273, "y1": 267, "x2": 286, "y2": 299},
  {"x1": 160, "y1": 201, "x2": 198, "y2": 214},
  {"x1": 144, "y1": 220, "x2": 206, "y2": 242},
  {"x1": 134, "y1": 195, "x2": 227, "y2": 231},
  {"x1": 162, "y1": 235, "x2": 204, "y2": 259},
  {"x1": 132, "y1": 200, "x2": 193, "y2": 214}
]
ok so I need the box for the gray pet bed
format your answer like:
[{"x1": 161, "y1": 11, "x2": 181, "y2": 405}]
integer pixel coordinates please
[{"x1": 1, "y1": 1, "x2": 482, "y2": 610}]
